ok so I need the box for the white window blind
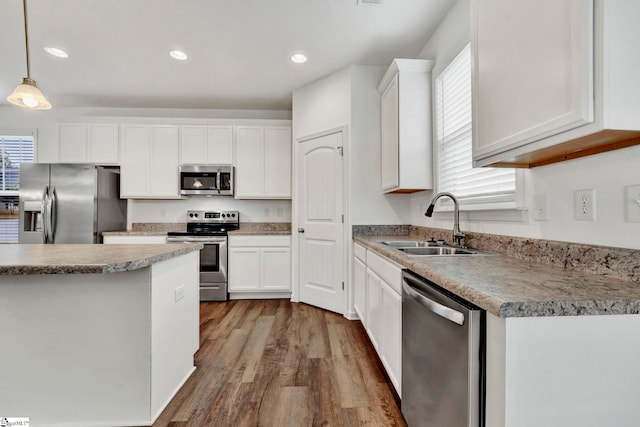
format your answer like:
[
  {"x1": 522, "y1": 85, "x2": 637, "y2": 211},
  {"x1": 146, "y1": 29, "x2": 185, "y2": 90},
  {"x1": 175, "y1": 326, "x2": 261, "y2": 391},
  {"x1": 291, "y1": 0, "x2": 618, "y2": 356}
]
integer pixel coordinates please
[
  {"x1": 0, "y1": 134, "x2": 34, "y2": 244},
  {"x1": 435, "y1": 44, "x2": 516, "y2": 207},
  {"x1": 0, "y1": 135, "x2": 34, "y2": 193}
]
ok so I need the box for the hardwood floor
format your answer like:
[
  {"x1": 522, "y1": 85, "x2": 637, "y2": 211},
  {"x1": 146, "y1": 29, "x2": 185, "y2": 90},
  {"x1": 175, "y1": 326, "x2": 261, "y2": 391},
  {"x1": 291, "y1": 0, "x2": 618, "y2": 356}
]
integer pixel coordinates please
[{"x1": 150, "y1": 299, "x2": 406, "y2": 427}]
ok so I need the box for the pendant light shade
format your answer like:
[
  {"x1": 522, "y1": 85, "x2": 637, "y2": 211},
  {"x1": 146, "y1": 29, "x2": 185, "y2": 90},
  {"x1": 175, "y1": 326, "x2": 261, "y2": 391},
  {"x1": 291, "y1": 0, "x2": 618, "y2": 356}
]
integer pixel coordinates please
[
  {"x1": 6, "y1": 0, "x2": 52, "y2": 110},
  {"x1": 7, "y1": 77, "x2": 51, "y2": 110}
]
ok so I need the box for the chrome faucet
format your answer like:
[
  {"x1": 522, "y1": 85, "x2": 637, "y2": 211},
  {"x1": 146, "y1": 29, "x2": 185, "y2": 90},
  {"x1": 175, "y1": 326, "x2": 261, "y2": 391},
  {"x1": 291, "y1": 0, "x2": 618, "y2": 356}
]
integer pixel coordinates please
[{"x1": 424, "y1": 192, "x2": 466, "y2": 247}]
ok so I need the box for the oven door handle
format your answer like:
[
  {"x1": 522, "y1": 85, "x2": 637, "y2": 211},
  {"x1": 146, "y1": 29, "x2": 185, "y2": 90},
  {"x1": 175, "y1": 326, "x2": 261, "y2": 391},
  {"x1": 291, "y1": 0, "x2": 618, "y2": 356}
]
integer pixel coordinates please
[{"x1": 167, "y1": 237, "x2": 227, "y2": 243}]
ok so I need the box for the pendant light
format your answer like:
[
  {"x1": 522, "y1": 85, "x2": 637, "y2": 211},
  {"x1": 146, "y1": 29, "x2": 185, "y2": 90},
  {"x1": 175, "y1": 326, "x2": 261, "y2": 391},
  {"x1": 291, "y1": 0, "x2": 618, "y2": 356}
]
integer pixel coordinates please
[{"x1": 6, "y1": 0, "x2": 52, "y2": 110}]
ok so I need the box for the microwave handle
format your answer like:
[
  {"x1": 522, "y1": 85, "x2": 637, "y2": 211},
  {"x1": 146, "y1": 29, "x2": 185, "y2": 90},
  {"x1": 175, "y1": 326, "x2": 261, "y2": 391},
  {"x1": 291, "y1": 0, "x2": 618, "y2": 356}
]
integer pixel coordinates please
[{"x1": 216, "y1": 170, "x2": 221, "y2": 194}]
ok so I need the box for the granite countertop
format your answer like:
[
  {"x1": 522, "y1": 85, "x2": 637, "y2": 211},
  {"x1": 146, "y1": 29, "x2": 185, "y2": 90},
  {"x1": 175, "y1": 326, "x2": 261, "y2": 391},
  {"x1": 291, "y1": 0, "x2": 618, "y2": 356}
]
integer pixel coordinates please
[
  {"x1": 355, "y1": 235, "x2": 640, "y2": 318},
  {"x1": 104, "y1": 222, "x2": 291, "y2": 236},
  {"x1": 0, "y1": 244, "x2": 203, "y2": 275},
  {"x1": 229, "y1": 223, "x2": 291, "y2": 235}
]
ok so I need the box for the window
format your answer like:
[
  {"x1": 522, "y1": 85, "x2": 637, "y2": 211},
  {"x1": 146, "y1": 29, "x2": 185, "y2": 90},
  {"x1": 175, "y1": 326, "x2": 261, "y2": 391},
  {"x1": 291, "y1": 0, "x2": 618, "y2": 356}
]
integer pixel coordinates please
[
  {"x1": 435, "y1": 44, "x2": 517, "y2": 210},
  {"x1": 0, "y1": 132, "x2": 35, "y2": 243}
]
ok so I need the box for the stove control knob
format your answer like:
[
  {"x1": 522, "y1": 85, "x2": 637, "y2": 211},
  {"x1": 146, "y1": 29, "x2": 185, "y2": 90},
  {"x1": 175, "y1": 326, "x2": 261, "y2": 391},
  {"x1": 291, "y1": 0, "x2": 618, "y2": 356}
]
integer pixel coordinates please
[
  {"x1": 232, "y1": 213, "x2": 236, "y2": 217},
  {"x1": 222, "y1": 213, "x2": 226, "y2": 218},
  {"x1": 189, "y1": 213, "x2": 193, "y2": 218}
]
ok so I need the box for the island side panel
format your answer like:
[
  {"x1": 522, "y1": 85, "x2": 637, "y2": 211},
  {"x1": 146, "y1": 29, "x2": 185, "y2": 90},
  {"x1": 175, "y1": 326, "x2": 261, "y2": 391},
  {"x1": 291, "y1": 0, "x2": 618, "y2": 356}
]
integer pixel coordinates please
[
  {"x1": 150, "y1": 250, "x2": 200, "y2": 418},
  {"x1": 0, "y1": 269, "x2": 152, "y2": 426},
  {"x1": 487, "y1": 313, "x2": 640, "y2": 427}
]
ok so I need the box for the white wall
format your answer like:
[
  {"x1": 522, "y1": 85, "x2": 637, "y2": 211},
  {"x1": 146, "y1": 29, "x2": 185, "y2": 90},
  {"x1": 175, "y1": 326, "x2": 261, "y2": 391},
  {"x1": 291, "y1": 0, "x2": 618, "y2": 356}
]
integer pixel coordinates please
[
  {"x1": 350, "y1": 66, "x2": 413, "y2": 225},
  {"x1": 129, "y1": 198, "x2": 291, "y2": 225},
  {"x1": 409, "y1": 0, "x2": 640, "y2": 250},
  {"x1": 292, "y1": 65, "x2": 411, "y2": 225}
]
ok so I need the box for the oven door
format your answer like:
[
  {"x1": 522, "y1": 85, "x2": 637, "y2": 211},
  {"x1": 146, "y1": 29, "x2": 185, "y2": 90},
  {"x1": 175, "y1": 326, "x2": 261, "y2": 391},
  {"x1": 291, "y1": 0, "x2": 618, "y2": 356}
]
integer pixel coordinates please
[{"x1": 167, "y1": 235, "x2": 228, "y2": 301}]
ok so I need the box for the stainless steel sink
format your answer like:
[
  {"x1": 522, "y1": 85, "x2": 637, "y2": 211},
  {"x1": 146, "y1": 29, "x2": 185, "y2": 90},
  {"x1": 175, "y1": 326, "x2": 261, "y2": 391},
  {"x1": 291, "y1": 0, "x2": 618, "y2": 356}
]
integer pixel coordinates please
[
  {"x1": 381, "y1": 240, "x2": 437, "y2": 248},
  {"x1": 379, "y1": 240, "x2": 494, "y2": 256},
  {"x1": 398, "y1": 247, "x2": 475, "y2": 255}
]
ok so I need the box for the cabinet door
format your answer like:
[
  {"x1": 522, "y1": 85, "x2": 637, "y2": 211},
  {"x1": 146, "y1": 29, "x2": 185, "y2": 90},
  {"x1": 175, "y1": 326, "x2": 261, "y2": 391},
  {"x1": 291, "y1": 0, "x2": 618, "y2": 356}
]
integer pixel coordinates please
[
  {"x1": 381, "y1": 281, "x2": 402, "y2": 396},
  {"x1": 235, "y1": 126, "x2": 264, "y2": 198},
  {"x1": 264, "y1": 126, "x2": 291, "y2": 198},
  {"x1": 120, "y1": 125, "x2": 150, "y2": 197},
  {"x1": 207, "y1": 126, "x2": 233, "y2": 164},
  {"x1": 473, "y1": 0, "x2": 594, "y2": 159},
  {"x1": 365, "y1": 268, "x2": 382, "y2": 350},
  {"x1": 58, "y1": 124, "x2": 88, "y2": 163},
  {"x1": 380, "y1": 75, "x2": 399, "y2": 191},
  {"x1": 180, "y1": 125, "x2": 207, "y2": 164},
  {"x1": 353, "y1": 256, "x2": 367, "y2": 325},
  {"x1": 181, "y1": 125, "x2": 233, "y2": 165},
  {"x1": 149, "y1": 126, "x2": 180, "y2": 198},
  {"x1": 228, "y1": 247, "x2": 261, "y2": 291},
  {"x1": 88, "y1": 124, "x2": 119, "y2": 164},
  {"x1": 261, "y1": 247, "x2": 291, "y2": 290}
]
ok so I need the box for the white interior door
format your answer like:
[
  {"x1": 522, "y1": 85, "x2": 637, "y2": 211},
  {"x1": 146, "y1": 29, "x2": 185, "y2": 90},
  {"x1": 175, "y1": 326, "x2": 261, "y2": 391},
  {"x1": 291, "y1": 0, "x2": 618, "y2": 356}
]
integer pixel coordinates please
[{"x1": 296, "y1": 129, "x2": 345, "y2": 314}]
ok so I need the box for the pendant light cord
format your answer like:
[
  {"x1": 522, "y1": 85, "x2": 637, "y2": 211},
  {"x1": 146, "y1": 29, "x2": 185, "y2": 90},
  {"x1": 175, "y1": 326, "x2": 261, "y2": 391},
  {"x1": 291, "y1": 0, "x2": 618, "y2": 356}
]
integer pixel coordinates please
[{"x1": 23, "y1": 0, "x2": 31, "y2": 79}]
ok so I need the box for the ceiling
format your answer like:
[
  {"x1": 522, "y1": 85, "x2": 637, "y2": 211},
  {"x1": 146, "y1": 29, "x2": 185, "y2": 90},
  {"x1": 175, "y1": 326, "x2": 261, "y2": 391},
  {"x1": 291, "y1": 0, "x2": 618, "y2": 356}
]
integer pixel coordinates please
[{"x1": 0, "y1": 0, "x2": 453, "y2": 111}]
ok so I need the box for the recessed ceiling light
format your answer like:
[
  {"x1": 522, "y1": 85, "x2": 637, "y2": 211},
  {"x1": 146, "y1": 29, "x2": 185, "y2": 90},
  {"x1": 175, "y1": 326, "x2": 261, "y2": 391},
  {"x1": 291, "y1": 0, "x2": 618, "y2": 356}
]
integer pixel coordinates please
[
  {"x1": 44, "y1": 47, "x2": 68, "y2": 58},
  {"x1": 290, "y1": 53, "x2": 307, "y2": 64},
  {"x1": 170, "y1": 50, "x2": 188, "y2": 61}
]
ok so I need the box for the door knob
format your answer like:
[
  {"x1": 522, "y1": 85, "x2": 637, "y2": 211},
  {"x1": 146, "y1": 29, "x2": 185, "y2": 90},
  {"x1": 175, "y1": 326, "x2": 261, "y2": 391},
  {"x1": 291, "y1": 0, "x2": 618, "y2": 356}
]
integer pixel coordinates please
[{"x1": 298, "y1": 227, "x2": 305, "y2": 233}]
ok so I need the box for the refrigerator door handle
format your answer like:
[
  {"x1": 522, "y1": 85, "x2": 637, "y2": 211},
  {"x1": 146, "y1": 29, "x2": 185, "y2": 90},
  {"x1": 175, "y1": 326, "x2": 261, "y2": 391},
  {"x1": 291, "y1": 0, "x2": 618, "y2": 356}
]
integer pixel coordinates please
[
  {"x1": 49, "y1": 187, "x2": 57, "y2": 243},
  {"x1": 41, "y1": 186, "x2": 49, "y2": 243}
]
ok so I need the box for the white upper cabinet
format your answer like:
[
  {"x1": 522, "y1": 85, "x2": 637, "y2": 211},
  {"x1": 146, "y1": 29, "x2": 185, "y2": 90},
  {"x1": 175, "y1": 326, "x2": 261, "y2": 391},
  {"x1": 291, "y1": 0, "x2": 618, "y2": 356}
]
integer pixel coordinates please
[
  {"x1": 235, "y1": 125, "x2": 291, "y2": 199},
  {"x1": 120, "y1": 124, "x2": 180, "y2": 199},
  {"x1": 58, "y1": 123, "x2": 119, "y2": 165},
  {"x1": 472, "y1": 0, "x2": 640, "y2": 167},
  {"x1": 180, "y1": 125, "x2": 233, "y2": 165},
  {"x1": 378, "y1": 59, "x2": 434, "y2": 193}
]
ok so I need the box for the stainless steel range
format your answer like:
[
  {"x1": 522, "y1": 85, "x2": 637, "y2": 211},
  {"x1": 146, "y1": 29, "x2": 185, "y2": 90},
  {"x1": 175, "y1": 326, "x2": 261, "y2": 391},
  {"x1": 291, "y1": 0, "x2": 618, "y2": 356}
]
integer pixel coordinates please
[{"x1": 167, "y1": 210, "x2": 239, "y2": 301}]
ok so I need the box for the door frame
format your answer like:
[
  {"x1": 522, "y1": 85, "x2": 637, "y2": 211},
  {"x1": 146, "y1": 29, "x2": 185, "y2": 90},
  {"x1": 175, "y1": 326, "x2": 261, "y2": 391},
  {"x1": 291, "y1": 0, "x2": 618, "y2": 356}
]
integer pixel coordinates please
[{"x1": 291, "y1": 125, "x2": 350, "y2": 316}]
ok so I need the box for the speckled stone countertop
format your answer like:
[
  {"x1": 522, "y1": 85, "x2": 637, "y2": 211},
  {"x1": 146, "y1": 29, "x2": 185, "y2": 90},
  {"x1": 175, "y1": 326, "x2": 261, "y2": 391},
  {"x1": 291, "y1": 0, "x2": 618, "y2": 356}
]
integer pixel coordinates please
[
  {"x1": 229, "y1": 223, "x2": 291, "y2": 235},
  {"x1": 104, "y1": 222, "x2": 291, "y2": 236},
  {"x1": 0, "y1": 244, "x2": 203, "y2": 275},
  {"x1": 354, "y1": 235, "x2": 640, "y2": 318}
]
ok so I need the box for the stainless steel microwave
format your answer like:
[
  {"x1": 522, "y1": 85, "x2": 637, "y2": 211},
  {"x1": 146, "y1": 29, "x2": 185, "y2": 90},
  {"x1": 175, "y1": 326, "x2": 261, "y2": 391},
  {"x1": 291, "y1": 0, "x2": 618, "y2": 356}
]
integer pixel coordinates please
[{"x1": 179, "y1": 165, "x2": 234, "y2": 196}]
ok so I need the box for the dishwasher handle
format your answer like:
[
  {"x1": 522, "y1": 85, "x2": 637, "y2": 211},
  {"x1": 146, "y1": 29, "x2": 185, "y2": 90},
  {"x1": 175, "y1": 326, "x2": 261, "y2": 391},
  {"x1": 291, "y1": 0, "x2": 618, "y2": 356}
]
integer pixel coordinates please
[{"x1": 402, "y1": 278, "x2": 465, "y2": 326}]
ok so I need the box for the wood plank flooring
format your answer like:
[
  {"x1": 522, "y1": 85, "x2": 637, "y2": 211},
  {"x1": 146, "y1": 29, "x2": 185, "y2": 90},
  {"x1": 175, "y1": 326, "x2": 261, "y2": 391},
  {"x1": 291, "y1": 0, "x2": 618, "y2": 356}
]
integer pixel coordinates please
[{"x1": 150, "y1": 299, "x2": 406, "y2": 427}]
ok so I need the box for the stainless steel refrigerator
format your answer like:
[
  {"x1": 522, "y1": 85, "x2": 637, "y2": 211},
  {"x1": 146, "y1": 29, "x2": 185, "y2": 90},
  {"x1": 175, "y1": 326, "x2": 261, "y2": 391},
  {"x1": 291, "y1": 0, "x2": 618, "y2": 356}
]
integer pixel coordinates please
[{"x1": 19, "y1": 164, "x2": 127, "y2": 244}]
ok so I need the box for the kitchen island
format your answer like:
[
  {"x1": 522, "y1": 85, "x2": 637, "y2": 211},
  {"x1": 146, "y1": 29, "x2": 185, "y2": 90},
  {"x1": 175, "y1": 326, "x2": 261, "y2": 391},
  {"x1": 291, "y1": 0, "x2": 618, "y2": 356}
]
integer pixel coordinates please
[
  {"x1": 355, "y1": 234, "x2": 640, "y2": 427},
  {"x1": 0, "y1": 244, "x2": 202, "y2": 427}
]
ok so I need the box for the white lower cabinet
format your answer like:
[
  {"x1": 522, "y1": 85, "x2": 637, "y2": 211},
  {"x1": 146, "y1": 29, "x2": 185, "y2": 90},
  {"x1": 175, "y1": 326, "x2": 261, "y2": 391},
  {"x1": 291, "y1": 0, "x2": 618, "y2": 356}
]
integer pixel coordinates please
[
  {"x1": 353, "y1": 248, "x2": 367, "y2": 323},
  {"x1": 228, "y1": 235, "x2": 291, "y2": 297},
  {"x1": 103, "y1": 235, "x2": 167, "y2": 244},
  {"x1": 353, "y1": 242, "x2": 402, "y2": 396}
]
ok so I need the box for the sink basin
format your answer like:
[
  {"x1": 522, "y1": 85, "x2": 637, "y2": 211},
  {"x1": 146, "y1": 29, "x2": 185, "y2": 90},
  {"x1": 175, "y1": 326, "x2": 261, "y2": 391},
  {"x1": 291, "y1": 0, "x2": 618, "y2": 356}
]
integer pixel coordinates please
[
  {"x1": 398, "y1": 246, "x2": 475, "y2": 256},
  {"x1": 379, "y1": 240, "x2": 494, "y2": 256},
  {"x1": 381, "y1": 240, "x2": 438, "y2": 248}
]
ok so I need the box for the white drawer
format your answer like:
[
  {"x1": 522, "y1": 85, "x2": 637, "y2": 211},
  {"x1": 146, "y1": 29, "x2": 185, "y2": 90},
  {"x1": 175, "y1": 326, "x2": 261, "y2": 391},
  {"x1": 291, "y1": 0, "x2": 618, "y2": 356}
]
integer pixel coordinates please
[
  {"x1": 366, "y1": 250, "x2": 402, "y2": 294},
  {"x1": 229, "y1": 235, "x2": 291, "y2": 247},
  {"x1": 353, "y1": 242, "x2": 367, "y2": 262}
]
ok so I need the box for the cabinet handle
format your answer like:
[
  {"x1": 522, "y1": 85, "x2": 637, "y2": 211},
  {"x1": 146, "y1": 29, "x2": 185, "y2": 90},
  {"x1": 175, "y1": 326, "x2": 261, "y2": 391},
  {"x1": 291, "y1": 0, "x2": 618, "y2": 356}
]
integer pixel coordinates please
[{"x1": 297, "y1": 227, "x2": 305, "y2": 233}]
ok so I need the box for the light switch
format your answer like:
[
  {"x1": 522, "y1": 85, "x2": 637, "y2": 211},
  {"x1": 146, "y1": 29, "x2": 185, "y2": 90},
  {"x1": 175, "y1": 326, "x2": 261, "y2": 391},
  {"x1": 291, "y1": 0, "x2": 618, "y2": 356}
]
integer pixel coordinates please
[{"x1": 625, "y1": 185, "x2": 640, "y2": 223}]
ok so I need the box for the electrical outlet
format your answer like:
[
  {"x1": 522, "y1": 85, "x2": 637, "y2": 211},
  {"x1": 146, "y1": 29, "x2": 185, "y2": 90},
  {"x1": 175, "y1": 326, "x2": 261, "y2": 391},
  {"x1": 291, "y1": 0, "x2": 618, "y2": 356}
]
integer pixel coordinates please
[
  {"x1": 264, "y1": 208, "x2": 270, "y2": 218},
  {"x1": 574, "y1": 189, "x2": 596, "y2": 221},
  {"x1": 532, "y1": 194, "x2": 548, "y2": 221},
  {"x1": 174, "y1": 285, "x2": 185, "y2": 302},
  {"x1": 625, "y1": 185, "x2": 640, "y2": 222}
]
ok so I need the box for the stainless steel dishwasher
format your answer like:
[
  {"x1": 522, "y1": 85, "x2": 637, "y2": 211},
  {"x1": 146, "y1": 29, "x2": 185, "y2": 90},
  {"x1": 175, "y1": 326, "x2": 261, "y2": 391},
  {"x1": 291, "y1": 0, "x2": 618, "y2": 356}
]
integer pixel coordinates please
[{"x1": 401, "y1": 270, "x2": 485, "y2": 427}]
